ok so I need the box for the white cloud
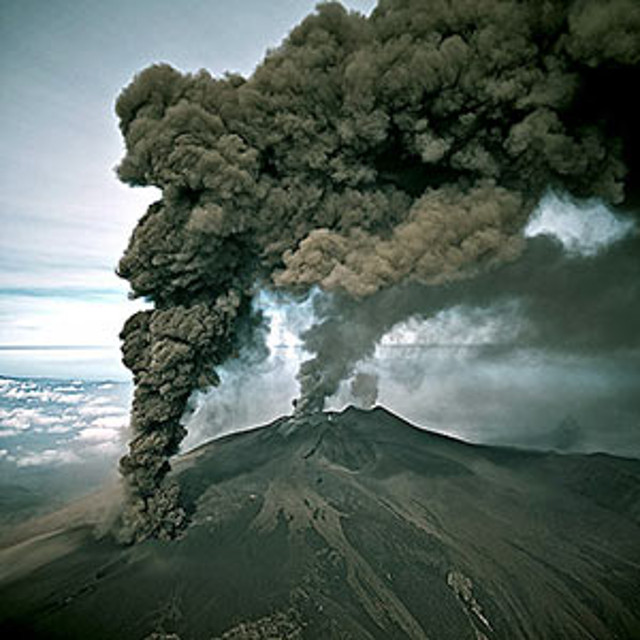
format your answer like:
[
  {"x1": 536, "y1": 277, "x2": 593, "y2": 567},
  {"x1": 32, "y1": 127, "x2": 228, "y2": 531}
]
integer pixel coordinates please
[
  {"x1": 4, "y1": 386, "x2": 85, "y2": 404},
  {"x1": 47, "y1": 425, "x2": 73, "y2": 434},
  {"x1": 76, "y1": 426, "x2": 121, "y2": 442},
  {"x1": 77, "y1": 403, "x2": 128, "y2": 417},
  {"x1": 525, "y1": 191, "x2": 634, "y2": 255},
  {"x1": 256, "y1": 289, "x2": 318, "y2": 351},
  {"x1": 80, "y1": 440, "x2": 123, "y2": 457},
  {"x1": 90, "y1": 415, "x2": 127, "y2": 429},
  {"x1": 16, "y1": 448, "x2": 81, "y2": 467},
  {"x1": 379, "y1": 303, "x2": 523, "y2": 348},
  {"x1": 0, "y1": 377, "x2": 131, "y2": 474},
  {"x1": 0, "y1": 407, "x2": 59, "y2": 430}
]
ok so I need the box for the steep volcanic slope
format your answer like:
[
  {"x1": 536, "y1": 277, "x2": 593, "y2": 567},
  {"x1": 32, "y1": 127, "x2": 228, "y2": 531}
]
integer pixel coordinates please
[{"x1": 1, "y1": 407, "x2": 639, "y2": 639}]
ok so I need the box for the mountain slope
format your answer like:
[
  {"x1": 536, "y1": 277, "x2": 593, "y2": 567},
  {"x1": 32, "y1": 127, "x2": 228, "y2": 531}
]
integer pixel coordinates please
[{"x1": 1, "y1": 406, "x2": 639, "y2": 639}]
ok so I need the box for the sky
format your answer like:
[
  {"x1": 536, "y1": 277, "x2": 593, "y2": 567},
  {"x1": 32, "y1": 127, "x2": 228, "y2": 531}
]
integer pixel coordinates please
[
  {"x1": 0, "y1": 0, "x2": 638, "y2": 462},
  {"x1": 0, "y1": 0, "x2": 377, "y2": 372}
]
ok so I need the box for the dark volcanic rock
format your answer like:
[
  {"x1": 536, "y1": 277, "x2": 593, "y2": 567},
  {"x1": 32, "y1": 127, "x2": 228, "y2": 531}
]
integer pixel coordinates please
[{"x1": 1, "y1": 407, "x2": 639, "y2": 639}]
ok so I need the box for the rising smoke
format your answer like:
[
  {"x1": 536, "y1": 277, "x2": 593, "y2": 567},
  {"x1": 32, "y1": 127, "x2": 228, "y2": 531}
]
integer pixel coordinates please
[{"x1": 114, "y1": 0, "x2": 640, "y2": 541}]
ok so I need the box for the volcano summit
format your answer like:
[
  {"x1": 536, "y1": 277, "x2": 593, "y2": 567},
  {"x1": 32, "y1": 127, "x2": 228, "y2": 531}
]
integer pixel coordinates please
[{"x1": 1, "y1": 407, "x2": 639, "y2": 639}]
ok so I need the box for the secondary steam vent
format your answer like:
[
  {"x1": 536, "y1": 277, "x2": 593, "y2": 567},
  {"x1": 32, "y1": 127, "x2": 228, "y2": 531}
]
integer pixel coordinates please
[{"x1": 114, "y1": 0, "x2": 640, "y2": 542}]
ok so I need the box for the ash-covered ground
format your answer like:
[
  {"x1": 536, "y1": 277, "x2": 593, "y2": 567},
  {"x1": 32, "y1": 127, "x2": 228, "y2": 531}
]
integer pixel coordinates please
[{"x1": 1, "y1": 407, "x2": 639, "y2": 639}]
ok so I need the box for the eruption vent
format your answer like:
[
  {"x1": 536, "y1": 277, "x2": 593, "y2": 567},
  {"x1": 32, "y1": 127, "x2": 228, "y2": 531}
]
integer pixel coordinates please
[{"x1": 114, "y1": 0, "x2": 640, "y2": 541}]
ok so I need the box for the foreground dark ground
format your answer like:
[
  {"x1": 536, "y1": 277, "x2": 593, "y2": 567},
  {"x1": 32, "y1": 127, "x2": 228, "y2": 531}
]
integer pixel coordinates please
[{"x1": 1, "y1": 406, "x2": 639, "y2": 639}]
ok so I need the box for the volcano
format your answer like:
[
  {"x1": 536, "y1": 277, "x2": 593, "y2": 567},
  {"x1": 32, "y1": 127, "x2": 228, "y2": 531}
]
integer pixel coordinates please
[{"x1": 1, "y1": 407, "x2": 639, "y2": 639}]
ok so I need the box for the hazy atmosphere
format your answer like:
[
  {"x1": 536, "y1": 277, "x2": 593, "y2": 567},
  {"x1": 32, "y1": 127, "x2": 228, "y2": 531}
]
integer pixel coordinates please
[{"x1": 1, "y1": 1, "x2": 639, "y2": 513}]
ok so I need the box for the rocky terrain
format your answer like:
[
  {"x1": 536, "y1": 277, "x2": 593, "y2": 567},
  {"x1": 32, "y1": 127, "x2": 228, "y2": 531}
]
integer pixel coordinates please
[{"x1": 1, "y1": 406, "x2": 639, "y2": 639}]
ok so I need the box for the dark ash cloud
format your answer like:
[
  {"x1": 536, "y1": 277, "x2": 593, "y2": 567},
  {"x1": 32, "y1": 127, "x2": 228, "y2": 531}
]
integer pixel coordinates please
[{"x1": 113, "y1": 0, "x2": 640, "y2": 541}]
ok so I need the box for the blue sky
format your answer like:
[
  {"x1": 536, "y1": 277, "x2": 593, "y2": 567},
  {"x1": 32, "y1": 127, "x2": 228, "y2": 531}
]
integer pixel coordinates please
[{"x1": 0, "y1": 0, "x2": 376, "y2": 360}]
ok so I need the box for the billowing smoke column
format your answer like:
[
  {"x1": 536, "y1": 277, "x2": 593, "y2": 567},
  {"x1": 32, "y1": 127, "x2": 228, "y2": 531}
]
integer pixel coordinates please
[{"x1": 114, "y1": 0, "x2": 640, "y2": 541}]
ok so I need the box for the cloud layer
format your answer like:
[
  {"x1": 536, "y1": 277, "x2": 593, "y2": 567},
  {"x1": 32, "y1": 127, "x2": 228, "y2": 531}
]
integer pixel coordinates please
[{"x1": 0, "y1": 377, "x2": 130, "y2": 471}]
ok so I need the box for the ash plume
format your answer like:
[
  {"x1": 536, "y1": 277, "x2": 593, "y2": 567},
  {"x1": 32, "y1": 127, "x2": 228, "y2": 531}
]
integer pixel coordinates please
[
  {"x1": 350, "y1": 372, "x2": 379, "y2": 409},
  {"x1": 114, "y1": 0, "x2": 640, "y2": 541}
]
